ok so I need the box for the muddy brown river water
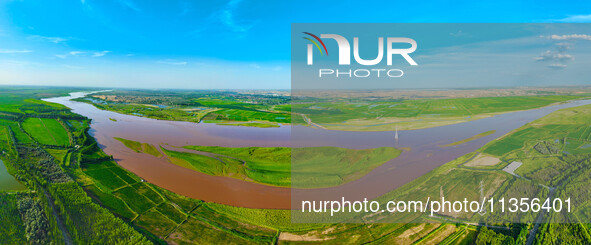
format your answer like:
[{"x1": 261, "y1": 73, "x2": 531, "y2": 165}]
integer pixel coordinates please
[{"x1": 44, "y1": 92, "x2": 591, "y2": 209}]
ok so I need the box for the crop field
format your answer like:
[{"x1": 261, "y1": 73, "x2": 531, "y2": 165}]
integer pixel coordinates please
[
  {"x1": 0, "y1": 119, "x2": 32, "y2": 144},
  {"x1": 80, "y1": 160, "x2": 193, "y2": 238},
  {"x1": 22, "y1": 118, "x2": 70, "y2": 146},
  {"x1": 293, "y1": 95, "x2": 581, "y2": 130},
  {"x1": 78, "y1": 158, "x2": 288, "y2": 244}
]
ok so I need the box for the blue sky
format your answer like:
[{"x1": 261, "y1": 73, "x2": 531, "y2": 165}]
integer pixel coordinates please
[{"x1": 0, "y1": 0, "x2": 591, "y2": 89}]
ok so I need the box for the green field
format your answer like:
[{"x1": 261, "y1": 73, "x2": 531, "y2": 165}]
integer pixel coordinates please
[
  {"x1": 156, "y1": 145, "x2": 401, "y2": 187},
  {"x1": 0, "y1": 119, "x2": 33, "y2": 144},
  {"x1": 481, "y1": 104, "x2": 591, "y2": 157},
  {"x1": 294, "y1": 95, "x2": 581, "y2": 130},
  {"x1": 22, "y1": 118, "x2": 70, "y2": 146},
  {"x1": 114, "y1": 137, "x2": 162, "y2": 157},
  {"x1": 202, "y1": 108, "x2": 290, "y2": 124},
  {"x1": 114, "y1": 137, "x2": 143, "y2": 152}
]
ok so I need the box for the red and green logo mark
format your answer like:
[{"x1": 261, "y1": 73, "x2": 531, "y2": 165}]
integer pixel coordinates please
[{"x1": 303, "y1": 32, "x2": 328, "y2": 56}]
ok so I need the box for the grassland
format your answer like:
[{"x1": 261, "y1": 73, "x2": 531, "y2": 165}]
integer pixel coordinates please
[
  {"x1": 294, "y1": 95, "x2": 581, "y2": 131},
  {"x1": 114, "y1": 137, "x2": 162, "y2": 157},
  {"x1": 155, "y1": 145, "x2": 401, "y2": 188},
  {"x1": 115, "y1": 139, "x2": 401, "y2": 188}
]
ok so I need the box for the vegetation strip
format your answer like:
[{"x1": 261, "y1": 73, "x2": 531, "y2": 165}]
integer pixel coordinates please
[{"x1": 440, "y1": 130, "x2": 496, "y2": 147}]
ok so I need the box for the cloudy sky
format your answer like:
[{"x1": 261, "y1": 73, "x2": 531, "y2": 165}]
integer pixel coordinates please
[{"x1": 1, "y1": 0, "x2": 591, "y2": 89}]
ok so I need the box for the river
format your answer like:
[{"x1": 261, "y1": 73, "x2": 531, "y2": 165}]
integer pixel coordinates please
[{"x1": 44, "y1": 92, "x2": 591, "y2": 209}]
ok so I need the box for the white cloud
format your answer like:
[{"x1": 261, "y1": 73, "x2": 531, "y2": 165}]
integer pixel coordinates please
[
  {"x1": 555, "y1": 42, "x2": 572, "y2": 52},
  {"x1": 555, "y1": 14, "x2": 591, "y2": 23},
  {"x1": 535, "y1": 50, "x2": 574, "y2": 61},
  {"x1": 547, "y1": 63, "x2": 567, "y2": 69},
  {"x1": 547, "y1": 34, "x2": 591, "y2": 41},
  {"x1": 55, "y1": 50, "x2": 111, "y2": 59},
  {"x1": 69, "y1": 51, "x2": 85, "y2": 56},
  {"x1": 55, "y1": 51, "x2": 85, "y2": 59},
  {"x1": 0, "y1": 49, "x2": 33, "y2": 54},
  {"x1": 92, "y1": 51, "x2": 111, "y2": 57},
  {"x1": 29, "y1": 35, "x2": 69, "y2": 44}
]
